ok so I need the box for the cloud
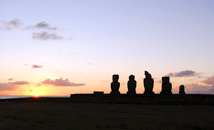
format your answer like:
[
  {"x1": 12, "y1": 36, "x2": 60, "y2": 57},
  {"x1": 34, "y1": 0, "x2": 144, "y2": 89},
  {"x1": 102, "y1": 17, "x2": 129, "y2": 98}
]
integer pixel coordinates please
[
  {"x1": 8, "y1": 78, "x2": 13, "y2": 81},
  {"x1": 202, "y1": 75, "x2": 214, "y2": 86},
  {"x1": 86, "y1": 62, "x2": 93, "y2": 65},
  {"x1": 185, "y1": 83, "x2": 214, "y2": 94},
  {"x1": 166, "y1": 70, "x2": 198, "y2": 77},
  {"x1": 32, "y1": 31, "x2": 63, "y2": 40},
  {"x1": 0, "y1": 19, "x2": 70, "y2": 40},
  {"x1": 42, "y1": 78, "x2": 85, "y2": 87},
  {"x1": 12, "y1": 81, "x2": 29, "y2": 85},
  {"x1": 32, "y1": 65, "x2": 43, "y2": 69},
  {"x1": 0, "y1": 81, "x2": 29, "y2": 91},
  {"x1": 34, "y1": 21, "x2": 57, "y2": 30},
  {"x1": 26, "y1": 21, "x2": 57, "y2": 30},
  {"x1": 0, "y1": 19, "x2": 22, "y2": 30}
]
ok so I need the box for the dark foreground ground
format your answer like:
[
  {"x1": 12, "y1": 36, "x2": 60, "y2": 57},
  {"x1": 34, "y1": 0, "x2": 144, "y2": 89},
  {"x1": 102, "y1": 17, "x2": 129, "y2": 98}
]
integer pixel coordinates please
[{"x1": 0, "y1": 96, "x2": 214, "y2": 130}]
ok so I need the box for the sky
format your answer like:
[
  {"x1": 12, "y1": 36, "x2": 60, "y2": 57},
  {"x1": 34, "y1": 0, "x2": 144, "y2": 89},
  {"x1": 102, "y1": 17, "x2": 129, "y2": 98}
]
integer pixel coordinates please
[{"x1": 0, "y1": 0, "x2": 213, "y2": 96}]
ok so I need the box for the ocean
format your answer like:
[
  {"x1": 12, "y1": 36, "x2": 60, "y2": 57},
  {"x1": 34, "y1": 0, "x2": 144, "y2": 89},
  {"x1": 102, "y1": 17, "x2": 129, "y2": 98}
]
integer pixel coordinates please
[
  {"x1": 0, "y1": 95, "x2": 32, "y2": 99},
  {"x1": 0, "y1": 95, "x2": 69, "y2": 99}
]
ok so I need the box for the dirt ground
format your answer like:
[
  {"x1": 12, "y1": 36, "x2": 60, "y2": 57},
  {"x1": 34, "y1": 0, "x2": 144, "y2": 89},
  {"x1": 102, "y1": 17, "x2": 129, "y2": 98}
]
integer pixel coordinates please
[{"x1": 0, "y1": 102, "x2": 213, "y2": 130}]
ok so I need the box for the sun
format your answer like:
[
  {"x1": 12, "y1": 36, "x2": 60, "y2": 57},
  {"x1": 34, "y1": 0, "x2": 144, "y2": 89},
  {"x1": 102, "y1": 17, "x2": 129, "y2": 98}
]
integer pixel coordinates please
[{"x1": 34, "y1": 93, "x2": 39, "y2": 97}]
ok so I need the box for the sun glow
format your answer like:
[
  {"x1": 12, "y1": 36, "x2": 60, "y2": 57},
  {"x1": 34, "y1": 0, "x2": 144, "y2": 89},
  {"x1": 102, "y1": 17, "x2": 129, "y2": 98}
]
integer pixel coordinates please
[
  {"x1": 22, "y1": 84, "x2": 47, "y2": 96},
  {"x1": 32, "y1": 89, "x2": 46, "y2": 97},
  {"x1": 34, "y1": 93, "x2": 39, "y2": 97}
]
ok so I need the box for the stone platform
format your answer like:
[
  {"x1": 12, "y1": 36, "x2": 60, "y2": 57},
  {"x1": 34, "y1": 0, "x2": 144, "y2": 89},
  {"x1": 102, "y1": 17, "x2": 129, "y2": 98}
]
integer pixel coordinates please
[{"x1": 70, "y1": 94, "x2": 214, "y2": 105}]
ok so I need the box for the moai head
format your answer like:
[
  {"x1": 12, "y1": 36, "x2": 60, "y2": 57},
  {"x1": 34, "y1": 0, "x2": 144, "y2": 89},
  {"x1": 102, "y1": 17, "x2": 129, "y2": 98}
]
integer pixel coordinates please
[
  {"x1": 129, "y1": 75, "x2": 135, "y2": 80},
  {"x1": 113, "y1": 74, "x2": 119, "y2": 82},
  {"x1": 145, "y1": 71, "x2": 151, "y2": 78},
  {"x1": 162, "y1": 77, "x2": 170, "y2": 84}
]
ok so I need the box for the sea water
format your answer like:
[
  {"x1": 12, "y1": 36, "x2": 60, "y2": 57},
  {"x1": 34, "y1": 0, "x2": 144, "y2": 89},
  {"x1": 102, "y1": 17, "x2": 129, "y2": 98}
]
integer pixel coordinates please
[
  {"x1": 0, "y1": 95, "x2": 32, "y2": 99},
  {"x1": 0, "y1": 95, "x2": 68, "y2": 99}
]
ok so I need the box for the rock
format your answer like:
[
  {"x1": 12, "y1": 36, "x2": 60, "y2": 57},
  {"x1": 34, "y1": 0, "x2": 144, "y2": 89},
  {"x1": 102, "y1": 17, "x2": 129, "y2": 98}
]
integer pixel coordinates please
[
  {"x1": 143, "y1": 71, "x2": 154, "y2": 95},
  {"x1": 110, "y1": 74, "x2": 120, "y2": 95},
  {"x1": 127, "y1": 75, "x2": 136, "y2": 95},
  {"x1": 160, "y1": 77, "x2": 172, "y2": 95},
  {"x1": 179, "y1": 85, "x2": 186, "y2": 95}
]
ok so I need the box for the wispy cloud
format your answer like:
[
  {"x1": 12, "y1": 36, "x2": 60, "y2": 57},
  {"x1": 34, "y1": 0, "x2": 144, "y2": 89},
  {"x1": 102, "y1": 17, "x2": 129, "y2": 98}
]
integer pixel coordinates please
[
  {"x1": 26, "y1": 21, "x2": 57, "y2": 30},
  {"x1": 0, "y1": 19, "x2": 22, "y2": 30},
  {"x1": 185, "y1": 83, "x2": 214, "y2": 94},
  {"x1": 1, "y1": 19, "x2": 71, "y2": 40},
  {"x1": 86, "y1": 62, "x2": 93, "y2": 65},
  {"x1": 100, "y1": 80, "x2": 111, "y2": 83},
  {"x1": 8, "y1": 78, "x2": 13, "y2": 81},
  {"x1": 202, "y1": 75, "x2": 214, "y2": 86},
  {"x1": 0, "y1": 81, "x2": 29, "y2": 91},
  {"x1": 42, "y1": 78, "x2": 85, "y2": 87},
  {"x1": 166, "y1": 70, "x2": 198, "y2": 77},
  {"x1": 32, "y1": 31, "x2": 64, "y2": 40},
  {"x1": 32, "y1": 65, "x2": 43, "y2": 69}
]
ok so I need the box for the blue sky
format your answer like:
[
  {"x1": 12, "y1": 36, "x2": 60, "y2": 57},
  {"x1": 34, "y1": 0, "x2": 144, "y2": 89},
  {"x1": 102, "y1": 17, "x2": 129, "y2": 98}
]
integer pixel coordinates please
[{"x1": 0, "y1": 0, "x2": 213, "y2": 96}]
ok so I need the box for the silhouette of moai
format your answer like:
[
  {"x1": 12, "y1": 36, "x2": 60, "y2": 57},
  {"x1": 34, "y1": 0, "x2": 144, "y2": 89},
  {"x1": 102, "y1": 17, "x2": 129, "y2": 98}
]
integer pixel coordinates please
[
  {"x1": 160, "y1": 77, "x2": 172, "y2": 95},
  {"x1": 179, "y1": 85, "x2": 186, "y2": 95},
  {"x1": 110, "y1": 74, "x2": 120, "y2": 95},
  {"x1": 127, "y1": 75, "x2": 136, "y2": 95},
  {"x1": 143, "y1": 71, "x2": 154, "y2": 95}
]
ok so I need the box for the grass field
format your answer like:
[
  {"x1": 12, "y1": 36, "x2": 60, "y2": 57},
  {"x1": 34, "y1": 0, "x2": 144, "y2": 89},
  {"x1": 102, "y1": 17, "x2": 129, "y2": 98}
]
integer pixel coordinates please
[{"x1": 0, "y1": 101, "x2": 213, "y2": 130}]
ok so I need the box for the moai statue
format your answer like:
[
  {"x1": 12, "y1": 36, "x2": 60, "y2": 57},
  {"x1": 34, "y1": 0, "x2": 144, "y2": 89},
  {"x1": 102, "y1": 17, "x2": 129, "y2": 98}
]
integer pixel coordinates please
[
  {"x1": 160, "y1": 77, "x2": 172, "y2": 95},
  {"x1": 179, "y1": 85, "x2": 186, "y2": 95},
  {"x1": 143, "y1": 71, "x2": 154, "y2": 95},
  {"x1": 127, "y1": 75, "x2": 136, "y2": 95},
  {"x1": 110, "y1": 74, "x2": 120, "y2": 95}
]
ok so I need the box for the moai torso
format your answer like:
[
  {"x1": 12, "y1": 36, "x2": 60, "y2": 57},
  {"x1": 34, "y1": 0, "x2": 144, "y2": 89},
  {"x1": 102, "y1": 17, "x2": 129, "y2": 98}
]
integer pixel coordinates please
[{"x1": 111, "y1": 82, "x2": 120, "y2": 92}]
